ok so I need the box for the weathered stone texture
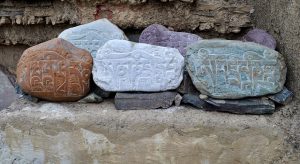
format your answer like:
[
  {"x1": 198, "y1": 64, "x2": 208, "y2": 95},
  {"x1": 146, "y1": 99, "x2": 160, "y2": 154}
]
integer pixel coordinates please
[
  {"x1": 58, "y1": 19, "x2": 128, "y2": 58},
  {"x1": 186, "y1": 40, "x2": 287, "y2": 99},
  {"x1": 16, "y1": 38, "x2": 93, "y2": 102},
  {"x1": 247, "y1": 0, "x2": 300, "y2": 100},
  {"x1": 0, "y1": 0, "x2": 253, "y2": 46},
  {"x1": 93, "y1": 40, "x2": 184, "y2": 92},
  {"x1": 0, "y1": 71, "x2": 16, "y2": 110},
  {"x1": 242, "y1": 28, "x2": 277, "y2": 49},
  {"x1": 0, "y1": 100, "x2": 285, "y2": 163}
]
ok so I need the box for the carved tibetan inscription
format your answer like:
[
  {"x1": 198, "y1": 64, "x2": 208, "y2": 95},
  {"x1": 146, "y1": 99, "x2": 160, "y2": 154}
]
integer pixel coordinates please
[
  {"x1": 16, "y1": 38, "x2": 93, "y2": 102},
  {"x1": 93, "y1": 40, "x2": 184, "y2": 92},
  {"x1": 186, "y1": 40, "x2": 287, "y2": 99},
  {"x1": 58, "y1": 18, "x2": 128, "y2": 58}
]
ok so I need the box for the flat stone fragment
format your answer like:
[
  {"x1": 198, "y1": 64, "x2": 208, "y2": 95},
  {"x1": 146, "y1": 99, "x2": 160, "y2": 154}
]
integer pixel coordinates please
[
  {"x1": 93, "y1": 40, "x2": 184, "y2": 92},
  {"x1": 242, "y1": 28, "x2": 276, "y2": 49},
  {"x1": 58, "y1": 18, "x2": 128, "y2": 58},
  {"x1": 174, "y1": 94, "x2": 182, "y2": 107},
  {"x1": 268, "y1": 87, "x2": 293, "y2": 105},
  {"x1": 186, "y1": 40, "x2": 287, "y2": 99},
  {"x1": 139, "y1": 24, "x2": 202, "y2": 55},
  {"x1": 204, "y1": 98, "x2": 276, "y2": 115},
  {"x1": 16, "y1": 38, "x2": 93, "y2": 102},
  {"x1": 182, "y1": 94, "x2": 213, "y2": 109},
  {"x1": 0, "y1": 71, "x2": 17, "y2": 110},
  {"x1": 114, "y1": 92, "x2": 177, "y2": 110}
]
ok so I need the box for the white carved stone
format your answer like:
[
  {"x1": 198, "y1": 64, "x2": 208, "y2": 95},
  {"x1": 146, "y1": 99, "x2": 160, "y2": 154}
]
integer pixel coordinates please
[
  {"x1": 58, "y1": 18, "x2": 128, "y2": 58},
  {"x1": 93, "y1": 40, "x2": 184, "y2": 92}
]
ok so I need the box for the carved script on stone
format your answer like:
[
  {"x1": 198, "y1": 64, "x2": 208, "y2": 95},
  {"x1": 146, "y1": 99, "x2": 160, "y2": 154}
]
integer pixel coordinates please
[
  {"x1": 93, "y1": 40, "x2": 184, "y2": 92},
  {"x1": 186, "y1": 40, "x2": 286, "y2": 99},
  {"x1": 58, "y1": 19, "x2": 128, "y2": 58},
  {"x1": 17, "y1": 38, "x2": 93, "y2": 101}
]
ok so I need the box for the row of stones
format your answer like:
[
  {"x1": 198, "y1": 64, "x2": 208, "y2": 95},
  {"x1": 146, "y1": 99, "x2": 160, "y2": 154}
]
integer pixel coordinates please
[{"x1": 16, "y1": 19, "x2": 290, "y2": 114}]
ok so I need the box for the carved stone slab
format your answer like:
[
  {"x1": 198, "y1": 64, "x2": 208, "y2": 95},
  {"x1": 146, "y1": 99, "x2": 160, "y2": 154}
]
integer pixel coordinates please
[
  {"x1": 114, "y1": 92, "x2": 177, "y2": 110},
  {"x1": 93, "y1": 40, "x2": 184, "y2": 92},
  {"x1": 139, "y1": 24, "x2": 202, "y2": 55},
  {"x1": 186, "y1": 40, "x2": 287, "y2": 99},
  {"x1": 58, "y1": 18, "x2": 128, "y2": 58},
  {"x1": 268, "y1": 87, "x2": 293, "y2": 105},
  {"x1": 242, "y1": 29, "x2": 276, "y2": 49},
  {"x1": 16, "y1": 38, "x2": 93, "y2": 102}
]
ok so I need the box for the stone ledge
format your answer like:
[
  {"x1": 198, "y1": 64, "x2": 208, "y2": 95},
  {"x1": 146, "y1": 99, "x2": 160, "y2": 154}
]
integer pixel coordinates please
[{"x1": 0, "y1": 99, "x2": 286, "y2": 163}]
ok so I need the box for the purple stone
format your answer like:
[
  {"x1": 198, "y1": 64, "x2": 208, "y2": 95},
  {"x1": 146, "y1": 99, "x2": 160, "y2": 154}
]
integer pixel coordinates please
[
  {"x1": 139, "y1": 24, "x2": 202, "y2": 55},
  {"x1": 242, "y1": 28, "x2": 276, "y2": 49}
]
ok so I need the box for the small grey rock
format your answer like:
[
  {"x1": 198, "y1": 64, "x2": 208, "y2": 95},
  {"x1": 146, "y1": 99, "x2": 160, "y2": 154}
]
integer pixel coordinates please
[
  {"x1": 78, "y1": 93, "x2": 103, "y2": 103},
  {"x1": 175, "y1": 94, "x2": 182, "y2": 106}
]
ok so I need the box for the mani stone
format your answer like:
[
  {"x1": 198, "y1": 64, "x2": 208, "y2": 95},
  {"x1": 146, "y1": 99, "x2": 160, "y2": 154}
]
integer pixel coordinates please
[
  {"x1": 16, "y1": 38, "x2": 93, "y2": 102},
  {"x1": 139, "y1": 24, "x2": 202, "y2": 55},
  {"x1": 58, "y1": 18, "x2": 128, "y2": 58},
  {"x1": 186, "y1": 40, "x2": 287, "y2": 99},
  {"x1": 93, "y1": 40, "x2": 184, "y2": 92},
  {"x1": 114, "y1": 92, "x2": 177, "y2": 110},
  {"x1": 0, "y1": 70, "x2": 17, "y2": 110},
  {"x1": 268, "y1": 87, "x2": 293, "y2": 105},
  {"x1": 242, "y1": 28, "x2": 277, "y2": 50}
]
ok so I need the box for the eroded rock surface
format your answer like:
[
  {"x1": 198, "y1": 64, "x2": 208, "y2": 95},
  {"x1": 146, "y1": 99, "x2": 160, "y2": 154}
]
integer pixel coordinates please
[
  {"x1": 186, "y1": 40, "x2": 287, "y2": 99},
  {"x1": 242, "y1": 28, "x2": 277, "y2": 49},
  {"x1": 58, "y1": 19, "x2": 128, "y2": 58},
  {"x1": 0, "y1": 99, "x2": 285, "y2": 163},
  {"x1": 16, "y1": 38, "x2": 93, "y2": 102},
  {"x1": 93, "y1": 40, "x2": 184, "y2": 92},
  {"x1": 0, "y1": 71, "x2": 16, "y2": 110}
]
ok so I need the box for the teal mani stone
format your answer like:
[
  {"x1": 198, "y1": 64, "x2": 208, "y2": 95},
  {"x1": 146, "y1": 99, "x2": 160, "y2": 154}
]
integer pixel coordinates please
[{"x1": 186, "y1": 40, "x2": 287, "y2": 99}]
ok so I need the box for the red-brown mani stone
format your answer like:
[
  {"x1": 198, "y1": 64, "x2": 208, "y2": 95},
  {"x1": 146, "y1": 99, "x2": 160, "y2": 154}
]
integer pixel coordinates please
[{"x1": 16, "y1": 38, "x2": 93, "y2": 102}]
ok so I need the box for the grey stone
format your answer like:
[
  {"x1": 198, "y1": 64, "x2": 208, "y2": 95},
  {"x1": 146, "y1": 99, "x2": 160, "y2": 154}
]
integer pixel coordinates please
[
  {"x1": 174, "y1": 94, "x2": 182, "y2": 107},
  {"x1": 204, "y1": 98, "x2": 276, "y2": 115},
  {"x1": 114, "y1": 92, "x2": 177, "y2": 110},
  {"x1": 242, "y1": 28, "x2": 276, "y2": 50},
  {"x1": 78, "y1": 93, "x2": 103, "y2": 103},
  {"x1": 268, "y1": 87, "x2": 293, "y2": 105},
  {"x1": 0, "y1": 70, "x2": 17, "y2": 109},
  {"x1": 93, "y1": 40, "x2": 184, "y2": 92},
  {"x1": 139, "y1": 24, "x2": 202, "y2": 55},
  {"x1": 177, "y1": 71, "x2": 199, "y2": 94},
  {"x1": 58, "y1": 18, "x2": 128, "y2": 58},
  {"x1": 186, "y1": 40, "x2": 287, "y2": 99}
]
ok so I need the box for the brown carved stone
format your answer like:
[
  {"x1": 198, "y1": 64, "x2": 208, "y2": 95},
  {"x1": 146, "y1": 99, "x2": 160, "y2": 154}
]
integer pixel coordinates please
[{"x1": 16, "y1": 38, "x2": 93, "y2": 102}]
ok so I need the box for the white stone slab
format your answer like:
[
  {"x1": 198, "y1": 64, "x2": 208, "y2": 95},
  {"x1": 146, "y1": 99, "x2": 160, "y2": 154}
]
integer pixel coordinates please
[
  {"x1": 93, "y1": 40, "x2": 184, "y2": 92},
  {"x1": 58, "y1": 19, "x2": 128, "y2": 58}
]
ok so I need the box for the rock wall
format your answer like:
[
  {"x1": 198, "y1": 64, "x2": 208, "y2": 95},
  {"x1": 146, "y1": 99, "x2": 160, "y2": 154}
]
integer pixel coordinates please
[
  {"x1": 248, "y1": 0, "x2": 300, "y2": 99},
  {"x1": 0, "y1": 99, "x2": 287, "y2": 163}
]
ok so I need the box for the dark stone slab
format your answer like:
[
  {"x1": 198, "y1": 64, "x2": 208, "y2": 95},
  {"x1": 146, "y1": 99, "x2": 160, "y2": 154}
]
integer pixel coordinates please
[
  {"x1": 242, "y1": 28, "x2": 276, "y2": 49},
  {"x1": 268, "y1": 87, "x2": 293, "y2": 105},
  {"x1": 182, "y1": 94, "x2": 275, "y2": 115},
  {"x1": 139, "y1": 24, "x2": 202, "y2": 55},
  {"x1": 114, "y1": 92, "x2": 177, "y2": 110},
  {"x1": 0, "y1": 70, "x2": 17, "y2": 109},
  {"x1": 177, "y1": 70, "x2": 199, "y2": 94}
]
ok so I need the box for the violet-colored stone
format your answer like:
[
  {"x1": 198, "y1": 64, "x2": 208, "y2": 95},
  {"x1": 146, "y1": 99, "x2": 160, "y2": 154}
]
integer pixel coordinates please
[
  {"x1": 139, "y1": 24, "x2": 202, "y2": 55},
  {"x1": 242, "y1": 28, "x2": 276, "y2": 49}
]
